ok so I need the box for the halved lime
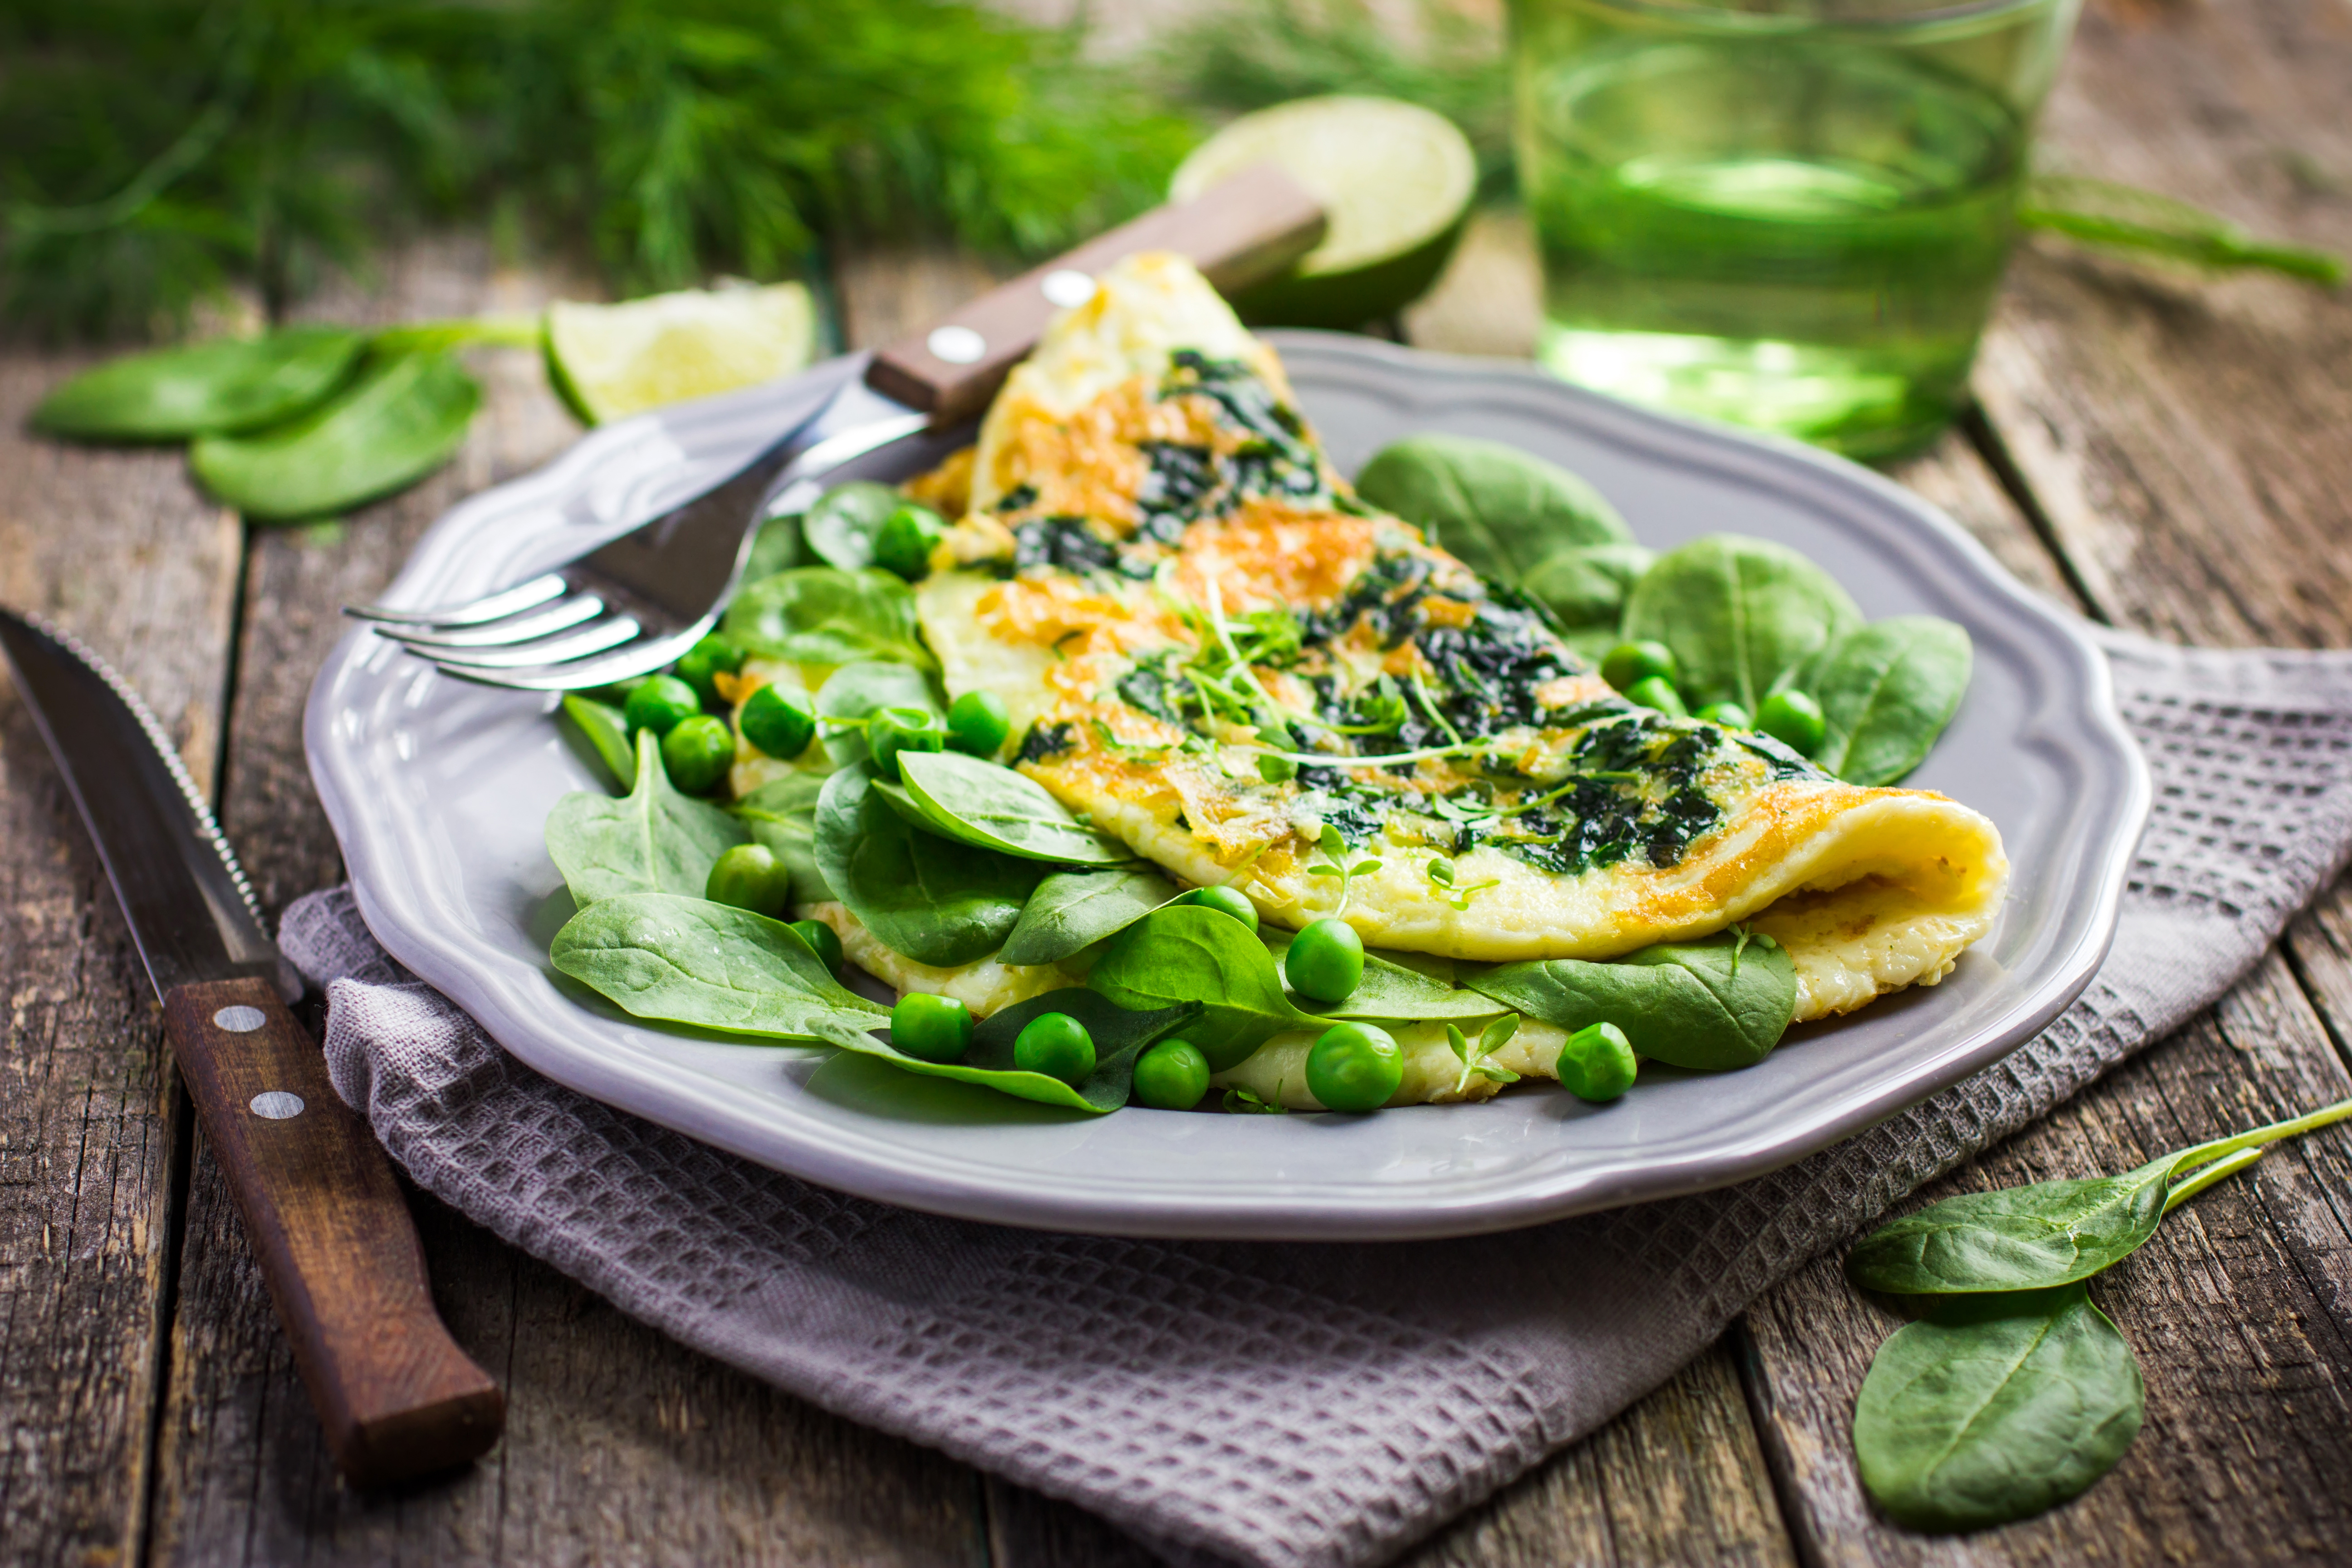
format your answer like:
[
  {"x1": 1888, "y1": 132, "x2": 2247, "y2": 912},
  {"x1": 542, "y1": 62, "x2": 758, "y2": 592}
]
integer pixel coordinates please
[
  {"x1": 1171, "y1": 96, "x2": 1477, "y2": 328},
  {"x1": 546, "y1": 283, "x2": 817, "y2": 425}
]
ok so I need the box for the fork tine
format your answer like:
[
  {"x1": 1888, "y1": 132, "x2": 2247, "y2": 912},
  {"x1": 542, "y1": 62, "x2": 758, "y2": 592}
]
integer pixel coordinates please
[
  {"x1": 377, "y1": 594, "x2": 606, "y2": 652},
  {"x1": 345, "y1": 572, "x2": 570, "y2": 628},
  {"x1": 432, "y1": 622, "x2": 713, "y2": 693},
  {"x1": 425, "y1": 616, "x2": 644, "y2": 671}
]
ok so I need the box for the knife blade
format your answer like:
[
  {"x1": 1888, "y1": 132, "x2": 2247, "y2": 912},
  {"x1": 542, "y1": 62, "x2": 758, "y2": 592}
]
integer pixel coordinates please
[{"x1": 0, "y1": 607, "x2": 502, "y2": 1486}]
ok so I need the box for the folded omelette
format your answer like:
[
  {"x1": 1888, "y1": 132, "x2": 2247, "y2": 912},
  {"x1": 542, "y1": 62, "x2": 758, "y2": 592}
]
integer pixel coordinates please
[{"x1": 794, "y1": 253, "x2": 2007, "y2": 1097}]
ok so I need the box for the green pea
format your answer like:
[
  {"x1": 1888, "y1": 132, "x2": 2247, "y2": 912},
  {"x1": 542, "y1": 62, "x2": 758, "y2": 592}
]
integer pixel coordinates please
[
  {"x1": 740, "y1": 682, "x2": 817, "y2": 759},
  {"x1": 1304, "y1": 1022, "x2": 1402, "y2": 1112},
  {"x1": 1601, "y1": 639, "x2": 1678, "y2": 694},
  {"x1": 1757, "y1": 689, "x2": 1828, "y2": 756},
  {"x1": 946, "y1": 689, "x2": 1012, "y2": 758},
  {"x1": 890, "y1": 992, "x2": 972, "y2": 1063},
  {"x1": 661, "y1": 713, "x2": 735, "y2": 793},
  {"x1": 705, "y1": 843, "x2": 790, "y2": 917},
  {"x1": 873, "y1": 501, "x2": 946, "y2": 581},
  {"x1": 789, "y1": 918, "x2": 843, "y2": 973},
  {"x1": 1013, "y1": 1010, "x2": 1096, "y2": 1087},
  {"x1": 1624, "y1": 675, "x2": 1688, "y2": 718},
  {"x1": 1284, "y1": 917, "x2": 1364, "y2": 1004},
  {"x1": 1695, "y1": 700, "x2": 1753, "y2": 730},
  {"x1": 1174, "y1": 884, "x2": 1259, "y2": 932},
  {"x1": 867, "y1": 705, "x2": 946, "y2": 779},
  {"x1": 623, "y1": 674, "x2": 701, "y2": 737},
  {"x1": 675, "y1": 632, "x2": 745, "y2": 707},
  {"x1": 1131, "y1": 1038, "x2": 1210, "y2": 1110},
  {"x1": 1557, "y1": 1021, "x2": 1638, "y2": 1102}
]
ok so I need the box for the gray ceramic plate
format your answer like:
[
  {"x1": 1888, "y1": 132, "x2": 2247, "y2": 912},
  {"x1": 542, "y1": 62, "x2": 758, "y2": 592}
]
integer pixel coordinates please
[{"x1": 307, "y1": 335, "x2": 2148, "y2": 1240}]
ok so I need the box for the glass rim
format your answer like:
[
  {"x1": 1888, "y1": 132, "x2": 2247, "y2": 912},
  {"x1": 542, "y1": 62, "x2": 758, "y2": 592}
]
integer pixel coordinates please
[{"x1": 1538, "y1": 0, "x2": 2067, "y2": 31}]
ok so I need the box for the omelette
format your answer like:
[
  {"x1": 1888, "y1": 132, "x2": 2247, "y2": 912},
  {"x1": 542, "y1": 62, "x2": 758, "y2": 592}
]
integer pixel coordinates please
[{"x1": 791, "y1": 253, "x2": 2007, "y2": 1105}]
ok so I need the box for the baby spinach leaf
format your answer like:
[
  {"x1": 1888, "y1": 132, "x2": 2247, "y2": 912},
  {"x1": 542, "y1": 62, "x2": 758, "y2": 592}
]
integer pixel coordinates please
[
  {"x1": 1353, "y1": 433, "x2": 1632, "y2": 580},
  {"x1": 559, "y1": 693, "x2": 635, "y2": 790},
  {"x1": 1803, "y1": 616, "x2": 1973, "y2": 785},
  {"x1": 1622, "y1": 534, "x2": 1863, "y2": 713},
  {"x1": 1088, "y1": 906, "x2": 1319, "y2": 1071},
  {"x1": 897, "y1": 750, "x2": 1129, "y2": 866},
  {"x1": 1520, "y1": 541, "x2": 1656, "y2": 630},
  {"x1": 1263, "y1": 929, "x2": 1504, "y2": 1023},
  {"x1": 549, "y1": 892, "x2": 887, "y2": 1043},
  {"x1": 723, "y1": 567, "x2": 934, "y2": 670},
  {"x1": 813, "y1": 765, "x2": 1043, "y2": 966},
  {"x1": 545, "y1": 730, "x2": 745, "y2": 908},
  {"x1": 1853, "y1": 1284, "x2": 2143, "y2": 1533},
  {"x1": 1000, "y1": 868, "x2": 1179, "y2": 967},
  {"x1": 190, "y1": 350, "x2": 482, "y2": 521},
  {"x1": 731, "y1": 772, "x2": 834, "y2": 904},
  {"x1": 1468, "y1": 928, "x2": 1797, "y2": 1071},
  {"x1": 815, "y1": 661, "x2": 942, "y2": 766},
  {"x1": 799, "y1": 481, "x2": 903, "y2": 573},
  {"x1": 32, "y1": 326, "x2": 367, "y2": 441},
  {"x1": 818, "y1": 988, "x2": 1195, "y2": 1114},
  {"x1": 1847, "y1": 1096, "x2": 2352, "y2": 1295}
]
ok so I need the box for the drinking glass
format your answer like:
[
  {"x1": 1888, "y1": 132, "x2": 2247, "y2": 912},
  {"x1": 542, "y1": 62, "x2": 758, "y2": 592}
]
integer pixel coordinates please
[{"x1": 1511, "y1": 0, "x2": 2080, "y2": 459}]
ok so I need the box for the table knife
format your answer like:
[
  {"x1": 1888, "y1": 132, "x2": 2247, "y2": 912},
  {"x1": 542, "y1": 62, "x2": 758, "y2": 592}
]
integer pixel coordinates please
[{"x1": 0, "y1": 607, "x2": 502, "y2": 1486}]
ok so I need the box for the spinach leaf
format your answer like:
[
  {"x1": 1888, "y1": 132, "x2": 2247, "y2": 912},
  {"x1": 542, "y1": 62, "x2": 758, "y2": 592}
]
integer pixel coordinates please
[
  {"x1": 1621, "y1": 534, "x2": 1863, "y2": 714},
  {"x1": 1467, "y1": 928, "x2": 1797, "y2": 1071},
  {"x1": 1520, "y1": 541, "x2": 1656, "y2": 629},
  {"x1": 799, "y1": 481, "x2": 903, "y2": 573},
  {"x1": 1853, "y1": 1284, "x2": 2143, "y2": 1533},
  {"x1": 559, "y1": 692, "x2": 634, "y2": 789},
  {"x1": 1803, "y1": 616, "x2": 1973, "y2": 785},
  {"x1": 545, "y1": 730, "x2": 745, "y2": 907},
  {"x1": 813, "y1": 764, "x2": 1043, "y2": 966},
  {"x1": 549, "y1": 892, "x2": 887, "y2": 1043},
  {"x1": 1847, "y1": 1097, "x2": 2352, "y2": 1295},
  {"x1": 1088, "y1": 906, "x2": 1319, "y2": 1071},
  {"x1": 32, "y1": 326, "x2": 367, "y2": 441},
  {"x1": 731, "y1": 772, "x2": 834, "y2": 904},
  {"x1": 189, "y1": 350, "x2": 481, "y2": 521},
  {"x1": 896, "y1": 750, "x2": 1129, "y2": 865},
  {"x1": 1000, "y1": 868, "x2": 1178, "y2": 967},
  {"x1": 812, "y1": 988, "x2": 1194, "y2": 1113},
  {"x1": 1353, "y1": 434, "x2": 1632, "y2": 579},
  {"x1": 1262, "y1": 929, "x2": 1504, "y2": 1023},
  {"x1": 723, "y1": 567, "x2": 934, "y2": 669},
  {"x1": 815, "y1": 661, "x2": 942, "y2": 766}
]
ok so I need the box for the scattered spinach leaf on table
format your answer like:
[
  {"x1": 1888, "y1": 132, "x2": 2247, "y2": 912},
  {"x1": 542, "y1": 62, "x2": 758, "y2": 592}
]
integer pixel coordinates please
[
  {"x1": 813, "y1": 764, "x2": 1043, "y2": 966},
  {"x1": 1000, "y1": 867, "x2": 1179, "y2": 967},
  {"x1": 815, "y1": 661, "x2": 942, "y2": 766},
  {"x1": 31, "y1": 326, "x2": 367, "y2": 441},
  {"x1": 545, "y1": 730, "x2": 745, "y2": 907},
  {"x1": 1088, "y1": 905, "x2": 1318, "y2": 1070},
  {"x1": 897, "y1": 749, "x2": 1130, "y2": 865},
  {"x1": 724, "y1": 568, "x2": 935, "y2": 669},
  {"x1": 731, "y1": 772, "x2": 835, "y2": 904},
  {"x1": 799, "y1": 481, "x2": 904, "y2": 573},
  {"x1": 550, "y1": 892, "x2": 886, "y2": 1042},
  {"x1": 1352, "y1": 433, "x2": 1631, "y2": 581},
  {"x1": 190, "y1": 350, "x2": 483, "y2": 521},
  {"x1": 559, "y1": 692, "x2": 635, "y2": 790},
  {"x1": 1803, "y1": 616, "x2": 1973, "y2": 785},
  {"x1": 1469, "y1": 927, "x2": 1796, "y2": 1071},
  {"x1": 1621, "y1": 534, "x2": 1863, "y2": 714}
]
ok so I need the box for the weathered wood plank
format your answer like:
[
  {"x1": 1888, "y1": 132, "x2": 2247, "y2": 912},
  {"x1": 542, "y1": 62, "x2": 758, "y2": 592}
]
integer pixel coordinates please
[
  {"x1": 0, "y1": 345, "x2": 244, "y2": 1567},
  {"x1": 147, "y1": 237, "x2": 988, "y2": 1567}
]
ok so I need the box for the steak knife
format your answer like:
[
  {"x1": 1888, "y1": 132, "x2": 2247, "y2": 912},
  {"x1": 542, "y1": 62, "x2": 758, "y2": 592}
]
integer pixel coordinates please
[{"x1": 0, "y1": 607, "x2": 501, "y2": 1485}]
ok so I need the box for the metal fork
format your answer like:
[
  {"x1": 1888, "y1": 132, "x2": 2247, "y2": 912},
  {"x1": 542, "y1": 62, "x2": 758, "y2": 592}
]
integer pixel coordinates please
[{"x1": 343, "y1": 164, "x2": 1327, "y2": 691}]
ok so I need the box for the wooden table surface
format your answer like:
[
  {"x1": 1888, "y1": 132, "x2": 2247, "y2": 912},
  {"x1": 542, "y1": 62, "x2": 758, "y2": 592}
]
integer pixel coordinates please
[{"x1": 5, "y1": 1, "x2": 2351, "y2": 1563}]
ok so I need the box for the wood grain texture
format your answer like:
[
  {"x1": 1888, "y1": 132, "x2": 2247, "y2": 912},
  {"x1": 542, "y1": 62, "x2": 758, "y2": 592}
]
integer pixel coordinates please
[{"x1": 0, "y1": 346, "x2": 242, "y2": 1567}]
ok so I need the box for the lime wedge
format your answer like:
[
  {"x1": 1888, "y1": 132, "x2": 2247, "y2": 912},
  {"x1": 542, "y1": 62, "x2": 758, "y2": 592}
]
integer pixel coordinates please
[
  {"x1": 1171, "y1": 96, "x2": 1477, "y2": 328},
  {"x1": 545, "y1": 283, "x2": 817, "y2": 425}
]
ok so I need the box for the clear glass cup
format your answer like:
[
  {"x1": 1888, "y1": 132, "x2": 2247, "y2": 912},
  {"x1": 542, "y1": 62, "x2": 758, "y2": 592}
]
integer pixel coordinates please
[{"x1": 1511, "y1": 0, "x2": 2081, "y2": 459}]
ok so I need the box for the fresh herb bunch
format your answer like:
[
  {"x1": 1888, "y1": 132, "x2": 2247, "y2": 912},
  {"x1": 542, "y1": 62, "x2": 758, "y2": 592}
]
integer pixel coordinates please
[{"x1": 0, "y1": 0, "x2": 1193, "y2": 340}]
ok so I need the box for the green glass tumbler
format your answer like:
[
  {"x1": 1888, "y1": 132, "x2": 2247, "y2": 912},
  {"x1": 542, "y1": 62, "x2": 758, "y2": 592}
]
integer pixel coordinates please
[{"x1": 1512, "y1": 0, "x2": 2081, "y2": 459}]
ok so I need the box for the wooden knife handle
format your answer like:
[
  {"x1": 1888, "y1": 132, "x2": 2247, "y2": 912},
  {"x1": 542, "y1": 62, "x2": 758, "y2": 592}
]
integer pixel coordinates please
[
  {"x1": 865, "y1": 161, "x2": 1328, "y2": 424},
  {"x1": 163, "y1": 974, "x2": 503, "y2": 1486}
]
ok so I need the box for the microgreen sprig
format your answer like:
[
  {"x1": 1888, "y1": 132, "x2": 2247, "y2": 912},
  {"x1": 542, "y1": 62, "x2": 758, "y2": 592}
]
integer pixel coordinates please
[
  {"x1": 1425, "y1": 857, "x2": 1499, "y2": 911},
  {"x1": 1307, "y1": 823, "x2": 1382, "y2": 914},
  {"x1": 1446, "y1": 1015, "x2": 1522, "y2": 1097},
  {"x1": 1223, "y1": 1082, "x2": 1290, "y2": 1115}
]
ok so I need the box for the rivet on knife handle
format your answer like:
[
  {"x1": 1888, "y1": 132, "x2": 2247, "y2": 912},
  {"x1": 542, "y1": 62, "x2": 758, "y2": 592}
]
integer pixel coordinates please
[
  {"x1": 865, "y1": 161, "x2": 1328, "y2": 425},
  {"x1": 165, "y1": 975, "x2": 505, "y2": 1485}
]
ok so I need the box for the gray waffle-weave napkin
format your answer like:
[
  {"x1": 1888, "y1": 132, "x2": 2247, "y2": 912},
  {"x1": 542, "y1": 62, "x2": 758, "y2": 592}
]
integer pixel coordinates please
[{"x1": 283, "y1": 628, "x2": 2352, "y2": 1568}]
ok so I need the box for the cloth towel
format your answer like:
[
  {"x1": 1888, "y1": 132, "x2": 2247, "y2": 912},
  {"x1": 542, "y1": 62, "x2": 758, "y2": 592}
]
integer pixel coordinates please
[{"x1": 283, "y1": 628, "x2": 2352, "y2": 1568}]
